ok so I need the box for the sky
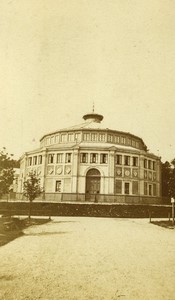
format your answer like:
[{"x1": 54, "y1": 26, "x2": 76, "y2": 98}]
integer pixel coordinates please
[{"x1": 0, "y1": 0, "x2": 175, "y2": 162}]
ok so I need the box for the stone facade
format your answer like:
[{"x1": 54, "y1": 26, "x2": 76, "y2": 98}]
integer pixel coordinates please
[{"x1": 18, "y1": 112, "x2": 161, "y2": 203}]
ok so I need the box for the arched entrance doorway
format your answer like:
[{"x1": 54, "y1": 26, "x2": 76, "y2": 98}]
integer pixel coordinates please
[{"x1": 86, "y1": 168, "x2": 101, "y2": 201}]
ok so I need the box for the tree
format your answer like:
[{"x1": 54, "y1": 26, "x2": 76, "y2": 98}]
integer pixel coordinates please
[
  {"x1": 162, "y1": 159, "x2": 175, "y2": 202},
  {"x1": 162, "y1": 161, "x2": 171, "y2": 198},
  {"x1": 0, "y1": 147, "x2": 15, "y2": 198},
  {"x1": 168, "y1": 159, "x2": 175, "y2": 199},
  {"x1": 23, "y1": 172, "x2": 43, "y2": 219}
]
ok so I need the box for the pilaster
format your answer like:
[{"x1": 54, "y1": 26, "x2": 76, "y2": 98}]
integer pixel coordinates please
[{"x1": 71, "y1": 147, "x2": 79, "y2": 193}]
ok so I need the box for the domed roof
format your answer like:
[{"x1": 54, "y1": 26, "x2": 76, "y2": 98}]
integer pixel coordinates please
[
  {"x1": 60, "y1": 114, "x2": 105, "y2": 131},
  {"x1": 39, "y1": 109, "x2": 147, "y2": 152}
]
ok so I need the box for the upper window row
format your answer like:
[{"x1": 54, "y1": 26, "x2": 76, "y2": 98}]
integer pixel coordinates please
[
  {"x1": 28, "y1": 153, "x2": 72, "y2": 166},
  {"x1": 106, "y1": 135, "x2": 139, "y2": 148},
  {"x1": 28, "y1": 152, "x2": 109, "y2": 165},
  {"x1": 45, "y1": 133, "x2": 81, "y2": 146},
  {"x1": 144, "y1": 159, "x2": 156, "y2": 170},
  {"x1": 83, "y1": 134, "x2": 139, "y2": 148},
  {"x1": 48, "y1": 153, "x2": 72, "y2": 164},
  {"x1": 42, "y1": 132, "x2": 140, "y2": 148},
  {"x1": 48, "y1": 153, "x2": 108, "y2": 164},
  {"x1": 28, "y1": 155, "x2": 42, "y2": 166},
  {"x1": 116, "y1": 155, "x2": 138, "y2": 167},
  {"x1": 80, "y1": 153, "x2": 108, "y2": 164}
]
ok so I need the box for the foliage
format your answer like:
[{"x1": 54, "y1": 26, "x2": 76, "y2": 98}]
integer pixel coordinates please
[
  {"x1": 162, "y1": 159, "x2": 175, "y2": 201},
  {"x1": 10, "y1": 159, "x2": 20, "y2": 168},
  {"x1": 167, "y1": 163, "x2": 175, "y2": 199},
  {"x1": 0, "y1": 148, "x2": 15, "y2": 197},
  {"x1": 23, "y1": 172, "x2": 43, "y2": 202},
  {"x1": 23, "y1": 172, "x2": 43, "y2": 219},
  {"x1": 162, "y1": 161, "x2": 171, "y2": 197}
]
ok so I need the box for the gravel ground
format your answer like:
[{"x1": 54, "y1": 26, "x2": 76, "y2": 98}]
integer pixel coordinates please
[{"x1": 0, "y1": 217, "x2": 175, "y2": 300}]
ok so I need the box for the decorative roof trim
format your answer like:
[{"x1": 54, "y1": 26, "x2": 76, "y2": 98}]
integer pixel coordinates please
[{"x1": 83, "y1": 113, "x2": 103, "y2": 122}]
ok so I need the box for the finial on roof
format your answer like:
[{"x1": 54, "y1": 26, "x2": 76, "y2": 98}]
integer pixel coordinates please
[
  {"x1": 92, "y1": 102, "x2": 95, "y2": 113},
  {"x1": 83, "y1": 106, "x2": 104, "y2": 123}
]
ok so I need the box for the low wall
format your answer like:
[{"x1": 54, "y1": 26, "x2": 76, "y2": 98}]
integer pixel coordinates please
[
  {"x1": 0, "y1": 201, "x2": 171, "y2": 219},
  {"x1": 13, "y1": 193, "x2": 163, "y2": 205}
]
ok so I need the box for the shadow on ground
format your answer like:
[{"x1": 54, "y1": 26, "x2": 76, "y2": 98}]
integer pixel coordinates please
[
  {"x1": 48, "y1": 221, "x2": 77, "y2": 224},
  {"x1": 151, "y1": 220, "x2": 175, "y2": 229},
  {"x1": 25, "y1": 231, "x2": 69, "y2": 236},
  {"x1": 0, "y1": 216, "x2": 51, "y2": 247}
]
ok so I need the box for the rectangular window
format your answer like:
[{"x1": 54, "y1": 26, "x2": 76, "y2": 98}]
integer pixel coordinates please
[
  {"x1": 132, "y1": 181, "x2": 138, "y2": 195},
  {"x1": 132, "y1": 140, "x2": 136, "y2": 147},
  {"x1": 83, "y1": 133, "x2": 90, "y2": 141},
  {"x1": 61, "y1": 134, "x2": 66, "y2": 142},
  {"x1": 48, "y1": 154, "x2": 54, "y2": 164},
  {"x1": 114, "y1": 136, "x2": 120, "y2": 143},
  {"x1": 90, "y1": 153, "x2": 98, "y2": 163},
  {"x1": 55, "y1": 135, "x2": 59, "y2": 143},
  {"x1": 56, "y1": 153, "x2": 63, "y2": 163},
  {"x1": 127, "y1": 138, "x2": 131, "y2": 146},
  {"x1": 136, "y1": 141, "x2": 139, "y2": 148},
  {"x1": 38, "y1": 155, "x2": 42, "y2": 164},
  {"x1": 124, "y1": 156, "x2": 130, "y2": 166},
  {"x1": 153, "y1": 161, "x2": 156, "y2": 171},
  {"x1": 28, "y1": 157, "x2": 32, "y2": 166},
  {"x1": 91, "y1": 133, "x2": 97, "y2": 141},
  {"x1": 144, "y1": 159, "x2": 147, "y2": 169},
  {"x1": 51, "y1": 136, "x2": 55, "y2": 144},
  {"x1": 116, "y1": 155, "x2": 122, "y2": 165},
  {"x1": 80, "y1": 153, "x2": 88, "y2": 163},
  {"x1": 121, "y1": 137, "x2": 126, "y2": 144},
  {"x1": 99, "y1": 134, "x2": 105, "y2": 142},
  {"x1": 46, "y1": 137, "x2": 50, "y2": 145},
  {"x1": 148, "y1": 160, "x2": 152, "y2": 169},
  {"x1": 68, "y1": 134, "x2": 73, "y2": 142},
  {"x1": 124, "y1": 182, "x2": 130, "y2": 194},
  {"x1": 65, "y1": 153, "x2": 72, "y2": 163},
  {"x1": 33, "y1": 156, "x2": 37, "y2": 165},
  {"x1": 108, "y1": 134, "x2": 113, "y2": 142},
  {"x1": 144, "y1": 182, "x2": 147, "y2": 195},
  {"x1": 149, "y1": 184, "x2": 152, "y2": 196},
  {"x1": 75, "y1": 133, "x2": 81, "y2": 141},
  {"x1": 55, "y1": 180, "x2": 61, "y2": 192},
  {"x1": 132, "y1": 157, "x2": 138, "y2": 167},
  {"x1": 115, "y1": 180, "x2": 122, "y2": 194},
  {"x1": 100, "y1": 154, "x2": 108, "y2": 164}
]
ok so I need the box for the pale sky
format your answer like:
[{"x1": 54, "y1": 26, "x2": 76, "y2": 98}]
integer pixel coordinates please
[{"x1": 0, "y1": 0, "x2": 175, "y2": 162}]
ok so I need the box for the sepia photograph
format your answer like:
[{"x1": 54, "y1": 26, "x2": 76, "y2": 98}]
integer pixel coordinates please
[{"x1": 0, "y1": 1, "x2": 175, "y2": 299}]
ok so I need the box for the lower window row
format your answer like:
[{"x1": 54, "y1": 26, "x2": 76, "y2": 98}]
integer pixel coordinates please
[{"x1": 115, "y1": 180, "x2": 157, "y2": 196}]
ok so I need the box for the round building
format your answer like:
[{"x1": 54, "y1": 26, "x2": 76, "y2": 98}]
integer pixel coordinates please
[{"x1": 18, "y1": 111, "x2": 161, "y2": 204}]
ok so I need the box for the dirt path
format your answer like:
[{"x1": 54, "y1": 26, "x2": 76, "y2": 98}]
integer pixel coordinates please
[{"x1": 0, "y1": 217, "x2": 175, "y2": 300}]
